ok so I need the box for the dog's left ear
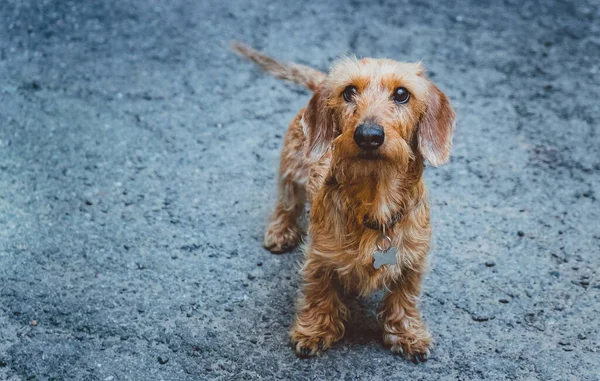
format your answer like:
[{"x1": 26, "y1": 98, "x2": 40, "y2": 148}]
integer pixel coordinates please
[{"x1": 417, "y1": 84, "x2": 456, "y2": 167}]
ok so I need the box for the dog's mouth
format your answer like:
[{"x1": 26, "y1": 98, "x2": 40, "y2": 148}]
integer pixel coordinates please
[{"x1": 357, "y1": 151, "x2": 383, "y2": 161}]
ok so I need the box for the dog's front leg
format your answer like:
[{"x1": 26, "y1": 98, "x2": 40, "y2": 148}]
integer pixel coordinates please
[
  {"x1": 290, "y1": 262, "x2": 348, "y2": 357},
  {"x1": 382, "y1": 272, "x2": 432, "y2": 363}
]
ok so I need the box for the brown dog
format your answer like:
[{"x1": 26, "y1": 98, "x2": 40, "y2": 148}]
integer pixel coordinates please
[{"x1": 232, "y1": 42, "x2": 455, "y2": 362}]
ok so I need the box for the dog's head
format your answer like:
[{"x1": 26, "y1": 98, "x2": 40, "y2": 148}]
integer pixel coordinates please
[{"x1": 302, "y1": 57, "x2": 455, "y2": 177}]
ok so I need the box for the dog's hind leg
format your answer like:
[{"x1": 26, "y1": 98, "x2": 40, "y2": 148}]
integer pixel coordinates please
[
  {"x1": 264, "y1": 114, "x2": 307, "y2": 254},
  {"x1": 264, "y1": 177, "x2": 305, "y2": 253}
]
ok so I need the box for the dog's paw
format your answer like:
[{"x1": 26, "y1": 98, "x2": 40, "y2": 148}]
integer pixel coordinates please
[
  {"x1": 291, "y1": 336, "x2": 321, "y2": 358},
  {"x1": 384, "y1": 332, "x2": 432, "y2": 364},
  {"x1": 290, "y1": 329, "x2": 335, "y2": 358},
  {"x1": 264, "y1": 222, "x2": 300, "y2": 254}
]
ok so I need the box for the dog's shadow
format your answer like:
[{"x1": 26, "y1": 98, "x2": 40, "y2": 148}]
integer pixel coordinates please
[{"x1": 339, "y1": 292, "x2": 385, "y2": 347}]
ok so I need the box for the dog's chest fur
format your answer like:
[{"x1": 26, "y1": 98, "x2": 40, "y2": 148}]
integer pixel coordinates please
[{"x1": 305, "y1": 157, "x2": 431, "y2": 295}]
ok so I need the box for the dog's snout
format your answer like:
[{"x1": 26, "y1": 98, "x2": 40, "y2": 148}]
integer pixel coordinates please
[{"x1": 354, "y1": 124, "x2": 385, "y2": 151}]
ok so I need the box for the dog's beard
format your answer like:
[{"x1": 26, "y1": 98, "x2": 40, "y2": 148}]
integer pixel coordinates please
[
  {"x1": 332, "y1": 150, "x2": 412, "y2": 182},
  {"x1": 331, "y1": 154, "x2": 405, "y2": 183},
  {"x1": 329, "y1": 133, "x2": 415, "y2": 182}
]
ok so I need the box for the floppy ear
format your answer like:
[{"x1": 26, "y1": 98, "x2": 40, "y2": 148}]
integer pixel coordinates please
[
  {"x1": 417, "y1": 84, "x2": 456, "y2": 167},
  {"x1": 301, "y1": 87, "x2": 336, "y2": 160}
]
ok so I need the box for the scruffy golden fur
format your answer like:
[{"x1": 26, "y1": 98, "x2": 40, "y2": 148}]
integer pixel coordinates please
[{"x1": 232, "y1": 42, "x2": 455, "y2": 362}]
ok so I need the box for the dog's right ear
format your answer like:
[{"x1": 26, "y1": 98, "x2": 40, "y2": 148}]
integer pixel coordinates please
[{"x1": 301, "y1": 88, "x2": 336, "y2": 160}]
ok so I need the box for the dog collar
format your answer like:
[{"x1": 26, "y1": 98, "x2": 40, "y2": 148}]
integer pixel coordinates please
[{"x1": 363, "y1": 211, "x2": 404, "y2": 231}]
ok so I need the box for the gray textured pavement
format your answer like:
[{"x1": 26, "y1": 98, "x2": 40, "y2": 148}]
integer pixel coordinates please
[{"x1": 0, "y1": 0, "x2": 599, "y2": 380}]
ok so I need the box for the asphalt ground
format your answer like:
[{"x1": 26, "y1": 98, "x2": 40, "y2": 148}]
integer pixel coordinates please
[{"x1": 0, "y1": 0, "x2": 599, "y2": 380}]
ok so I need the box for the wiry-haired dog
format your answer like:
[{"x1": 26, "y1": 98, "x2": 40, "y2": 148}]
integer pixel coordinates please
[{"x1": 232, "y1": 42, "x2": 455, "y2": 362}]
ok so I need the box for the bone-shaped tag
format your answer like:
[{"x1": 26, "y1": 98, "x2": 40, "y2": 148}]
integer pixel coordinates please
[{"x1": 373, "y1": 247, "x2": 398, "y2": 269}]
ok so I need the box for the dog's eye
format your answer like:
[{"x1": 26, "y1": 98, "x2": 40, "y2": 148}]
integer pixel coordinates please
[
  {"x1": 393, "y1": 87, "x2": 410, "y2": 104},
  {"x1": 342, "y1": 85, "x2": 357, "y2": 102}
]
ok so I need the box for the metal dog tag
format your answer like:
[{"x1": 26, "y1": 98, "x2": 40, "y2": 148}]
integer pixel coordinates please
[
  {"x1": 373, "y1": 234, "x2": 398, "y2": 269},
  {"x1": 373, "y1": 247, "x2": 398, "y2": 269}
]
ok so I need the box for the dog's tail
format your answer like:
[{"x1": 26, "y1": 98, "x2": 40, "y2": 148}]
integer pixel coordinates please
[{"x1": 231, "y1": 41, "x2": 325, "y2": 92}]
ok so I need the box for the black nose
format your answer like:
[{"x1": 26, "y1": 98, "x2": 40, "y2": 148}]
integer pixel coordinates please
[{"x1": 354, "y1": 124, "x2": 385, "y2": 151}]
